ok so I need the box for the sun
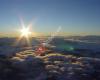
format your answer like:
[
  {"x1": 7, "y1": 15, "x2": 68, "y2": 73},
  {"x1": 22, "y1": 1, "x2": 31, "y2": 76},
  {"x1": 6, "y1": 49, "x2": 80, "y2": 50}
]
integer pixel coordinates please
[
  {"x1": 20, "y1": 27, "x2": 31, "y2": 37},
  {"x1": 14, "y1": 18, "x2": 33, "y2": 47}
]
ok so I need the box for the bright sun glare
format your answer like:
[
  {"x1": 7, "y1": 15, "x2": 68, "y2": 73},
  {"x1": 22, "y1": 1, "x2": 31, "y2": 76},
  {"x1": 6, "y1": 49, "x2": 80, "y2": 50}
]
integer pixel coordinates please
[
  {"x1": 21, "y1": 27, "x2": 31, "y2": 37},
  {"x1": 15, "y1": 18, "x2": 33, "y2": 46}
]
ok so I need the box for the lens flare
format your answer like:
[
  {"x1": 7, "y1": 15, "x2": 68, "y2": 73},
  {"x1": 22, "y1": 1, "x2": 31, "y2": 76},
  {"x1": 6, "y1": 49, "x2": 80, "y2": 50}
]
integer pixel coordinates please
[
  {"x1": 20, "y1": 27, "x2": 31, "y2": 38},
  {"x1": 14, "y1": 17, "x2": 33, "y2": 46}
]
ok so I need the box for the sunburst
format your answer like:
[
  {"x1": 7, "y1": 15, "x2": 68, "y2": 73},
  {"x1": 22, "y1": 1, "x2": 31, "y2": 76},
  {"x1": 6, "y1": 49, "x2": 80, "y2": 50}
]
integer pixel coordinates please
[
  {"x1": 15, "y1": 18, "x2": 33, "y2": 46},
  {"x1": 20, "y1": 27, "x2": 31, "y2": 38}
]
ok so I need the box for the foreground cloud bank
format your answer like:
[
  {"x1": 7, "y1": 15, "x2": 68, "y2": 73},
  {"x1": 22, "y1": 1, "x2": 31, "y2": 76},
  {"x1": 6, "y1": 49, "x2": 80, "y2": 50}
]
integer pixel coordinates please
[{"x1": 0, "y1": 49, "x2": 100, "y2": 80}]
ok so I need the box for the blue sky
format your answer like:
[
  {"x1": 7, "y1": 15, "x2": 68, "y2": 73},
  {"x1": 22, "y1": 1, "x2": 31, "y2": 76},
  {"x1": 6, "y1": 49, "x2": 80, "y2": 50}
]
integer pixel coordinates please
[{"x1": 0, "y1": 0, "x2": 100, "y2": 36}]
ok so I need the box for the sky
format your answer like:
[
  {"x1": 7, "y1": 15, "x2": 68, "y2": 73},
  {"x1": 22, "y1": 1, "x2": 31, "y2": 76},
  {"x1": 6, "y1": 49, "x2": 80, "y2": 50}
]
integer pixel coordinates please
[{"x1": 0, "y1": 0, "x2": 100, "y2": 36}]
